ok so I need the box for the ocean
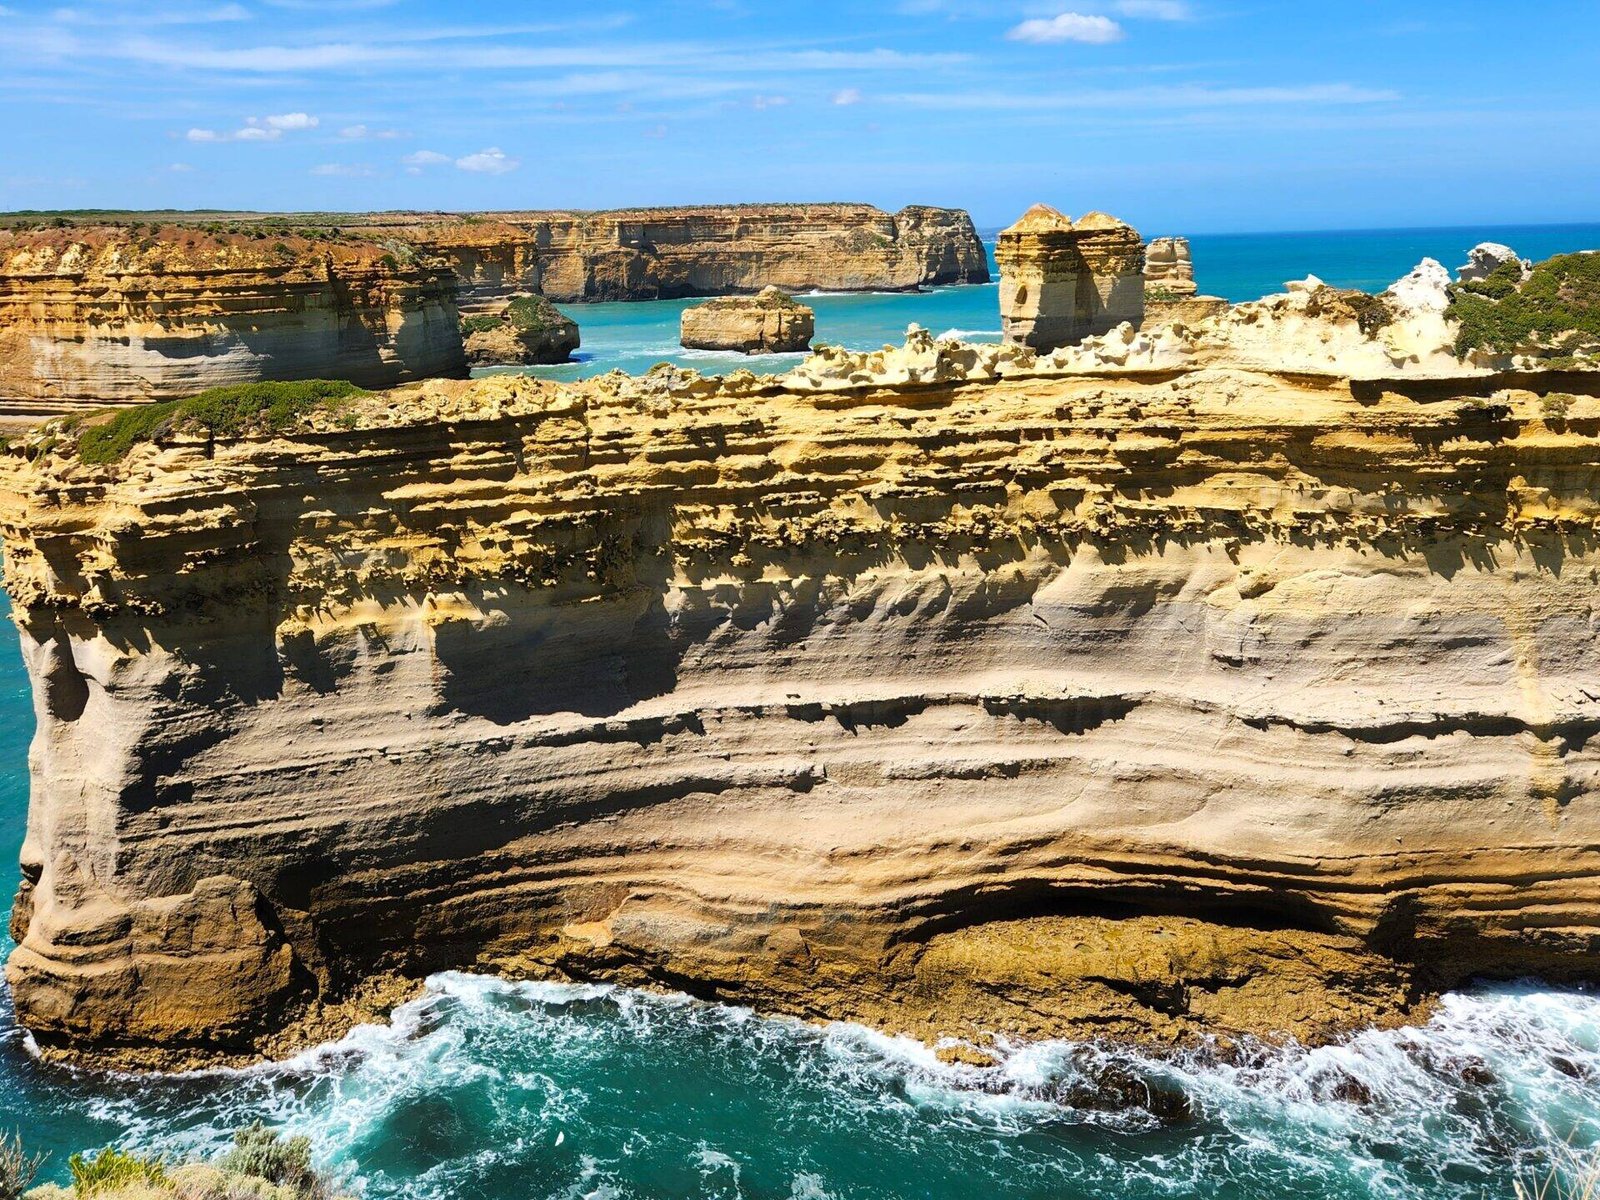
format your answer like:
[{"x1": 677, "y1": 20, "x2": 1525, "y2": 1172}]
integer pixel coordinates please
[{"x1": 4, "y1": 223, "x2": 1600, "y2": 1199}]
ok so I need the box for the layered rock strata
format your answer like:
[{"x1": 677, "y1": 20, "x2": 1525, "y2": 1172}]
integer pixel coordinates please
[
  {"x1": 680, "y1": 286, "x2": 815, "y2": 354},
  {"x1": 1143, "y1": 236, "x2": 1198, "y2": 296},
  {"x1": 5, "y1": 275, "x2": 1600, "y2": 1062},
  {"x1": 361, "y1": 204, "x2": 990, "y2": 304},
  {"x1": 462, "y1": 294, "x2": 580, "y2": 367},
  {"x1": 998, "y1": 205, "x2": 1144, "y2": 350},
  {"x1": 0, "y1": 227, "x2": 465, "y2": 420}
]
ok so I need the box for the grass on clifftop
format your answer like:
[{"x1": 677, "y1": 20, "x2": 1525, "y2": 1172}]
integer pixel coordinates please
[
  {"x1": 76, "y1": 380, "x2": 368, "y2": 464},
  {"x1": 461, "y1": 295, "x2": 571, "y2": 338},
  {"x1": 1448, "y1": 252, "x2": 1600, "y2": 356}
]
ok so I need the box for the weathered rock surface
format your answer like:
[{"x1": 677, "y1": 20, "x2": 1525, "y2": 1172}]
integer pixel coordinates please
[
  {"x1": 1143, "y1": 236, "x2": 1198, "y2": 296},
  {"x1": 998, "y1": 205, "x2": 1144, "y2": 350},
  {"x1": 5, "y1": 282, "x2": 1600, "y2": 1063},
  {"x1": 462, "y1": 294, "x2": 579, "y2": 366},
  {"x1": 1458, "y1": 242, "x2": 1531, "y2": 283},
  {"x1": 680, "y1": 286, "x2": 815, "y2": 354},
  {"x1": 0, "y1": 226, "x2": 465, "y2": 421},
  {"x1": 359, "y1": 203, "x2": 990, "y2": 304}
]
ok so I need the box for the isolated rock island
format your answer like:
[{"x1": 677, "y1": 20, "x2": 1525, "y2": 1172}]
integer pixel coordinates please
[
  {"x1": 2, "y1": 205, "x2": 1599, "y2": 1068},
  {"x1": 680, "y1": 286, "x2": 815, "y2": 354}
]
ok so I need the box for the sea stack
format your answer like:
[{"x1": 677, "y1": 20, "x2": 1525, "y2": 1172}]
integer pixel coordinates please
[
  {"x1": 1144, "y1": 236, "x2": 1231, "y2": 326},
  {"x1": 680, "y1": 286, "x2": 815, "y2": 354},
  {"x1": 462, "y1": 294, "x2": 580, "y2": 366},
  {"x1": 0, "y1": 225, "x2": 466, "y2": 419},
  {"x1": 997, "y1": 205, "x2": 1144, "y2": 351}
]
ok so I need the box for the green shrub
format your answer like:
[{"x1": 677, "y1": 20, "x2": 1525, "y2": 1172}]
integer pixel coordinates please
[
  {"x1": 218, "y1": 1123, "x2": 329, "y2": 1197},
  {"x1": 67, "y1": 1148, "x2": 168, "y2": 1195},
  {"x1": 0, "y1": 1131, "x2": 46, "y2": 1200},
  {"x1": 1449, "y1": 252, "x2": 1600, "y2": 356},
  {"x1": 504, "y1": 295, "x2": 566, "y2": 334},
  {"x1": 76, "y1": 380, "x2": 368, "y2": 465},
  {"x1": 461, "y1": 314, "x2": 503, "y2": 336}
]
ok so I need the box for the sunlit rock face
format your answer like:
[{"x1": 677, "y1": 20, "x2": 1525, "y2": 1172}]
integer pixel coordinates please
[
  {"x1": 4, "y1": 297, "x2": 1600, "y2": 1063},
  {"x1": 680, "y1": 286, "x2": 815, "y2": 353},
  {"x1": 997, "y1": 205, "x2": 1144, "y2": 350},
  {"x1": 367, "y1": 204, "x2": 992, "y2": 305},
  {"x1": 0, "y1": 226, "x2": 466, "y2": 420}
]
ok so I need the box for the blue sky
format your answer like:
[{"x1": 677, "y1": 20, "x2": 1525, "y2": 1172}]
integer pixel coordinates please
[{"x1": 1, "y1": 0, "x2": 1597, "y2": 231}]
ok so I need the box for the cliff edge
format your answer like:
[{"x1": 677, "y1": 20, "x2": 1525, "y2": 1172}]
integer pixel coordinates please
[{"x1": 3, "y1": 265, "x2": 1600, "y2": 1063}]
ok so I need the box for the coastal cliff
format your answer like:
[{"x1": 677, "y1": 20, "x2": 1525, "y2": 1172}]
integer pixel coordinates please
[
  {"x1": 353, "y1": 203, "x2": 991, "y2": 304},
  {"x1": 0, "y1": 227, "x2": 465, "y2": 418},
  {"x1": 4, "y1": 266, "x2": 1600, "y2": 1063}
]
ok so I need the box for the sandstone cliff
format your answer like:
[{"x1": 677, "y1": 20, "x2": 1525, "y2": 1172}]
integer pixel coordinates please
[
  {"x1": 4, "y1": 274, "x2": 1600, "y2": 1063},
  {"x1": 680, "y1": 286, "x2": 814, "y2": 354},
  {"x1": 998, "y1": 205, "x2": 1144, "y2": 350},
  {"x1": 0, "y1": 227, "x2": 466, "y2": 420},
  {"x1": 355, "y1": 204, "x2": 991, "y2": 304},
  {"x1": 462, "y1": 294, "x2": 579, "y2": 367}
]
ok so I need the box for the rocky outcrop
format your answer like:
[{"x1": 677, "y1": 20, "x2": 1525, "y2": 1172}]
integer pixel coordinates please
[
  {"x1": 680, "y1": 286, "x2": 815, "y2": 354},
  {"x1": 360, "y1": 204, "x2": 990, "y2": 304},
  {"x1": 1143, "y1": 236, "x2": 1198, "y2": 296},
  {"x1": 0, "y1": 227, "x2": 465, "y2": 421},
  {"x1": 462, "y1": 294, "x2": 579, "y2": 367},
  {"x1": 5, "y1": 277, "x2": 1600, "y2": 1063},
  {"x1": 1458, "y1": 242, "x2": 1531, "y2": 284},
  {"x1": 997, "y1": 205, "x2": 1144, "y2": 350}
]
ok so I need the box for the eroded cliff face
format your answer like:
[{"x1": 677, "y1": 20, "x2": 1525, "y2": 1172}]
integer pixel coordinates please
[
  {"x1": 0, "y1": 227, "x2": 466, "y2": 418},
  {"x1": 366, "y1": 204, "x2": 991, "y2": 304},
  {"x1": 4, "y1": 317, "x2": 1600, "y2": 1061}
]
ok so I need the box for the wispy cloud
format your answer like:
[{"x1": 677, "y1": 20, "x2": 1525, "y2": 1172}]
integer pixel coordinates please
[
  {"x1": 832, "y1": 87, "x2": 864, "y2": 106},
  {"x1": 339, "y1": 123, "x2": 401, "y2": 139},
  {"x1": 401, "y1": 150, "x2": 450, "y2": 166},
  {"x1": 1007, "y1": 13, "x2": 1125, "y2": 44},
  {"x1": 888, "y1": 82, "x2": 1399, "y2": 110},
  {"x1": 1113, "y1": 0, "x2": 1190, "y2": 18},
  {"x1": 52, "y1": 3, "x2": 250, "y2": 24},
  {"x1": 310, "y1": 161, "x2": 374, "y2": 176}
]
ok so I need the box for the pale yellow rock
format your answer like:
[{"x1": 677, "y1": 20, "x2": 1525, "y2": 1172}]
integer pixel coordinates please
[
  {"x1": 680, "y1": 286, "x2": 815, "y2": 354},
  {"x1": 3, "y1": 312, "x2": 1599, "y2": 1063},
  {"x1": 997, "y1": 205, "x2": 1144, "y2": 350}
]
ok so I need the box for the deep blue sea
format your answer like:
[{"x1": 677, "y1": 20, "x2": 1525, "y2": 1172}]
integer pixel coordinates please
[{"x1": 5, "y1": 224, "x2": 1600, "y2": 1199}]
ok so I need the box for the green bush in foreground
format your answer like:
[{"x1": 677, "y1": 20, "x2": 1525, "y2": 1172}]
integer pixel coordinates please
[
  {"x1": 1448, "y1": 252, "x2": 1600, "y2": 357},
  {"x1": 216, "y1": 1125, "x2": 329, "y2": 1199},
  {"x1": 76, "y1": 380, "x2": 368, "y2": 465},
  {"x1": 66, "y1": 1149, "x2": 167, "y2": 1195}
]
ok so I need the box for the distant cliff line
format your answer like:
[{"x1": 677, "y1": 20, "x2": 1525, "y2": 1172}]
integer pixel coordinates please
[{"x1": 0, "y1": 202, "x2": 992, "y2": 304}]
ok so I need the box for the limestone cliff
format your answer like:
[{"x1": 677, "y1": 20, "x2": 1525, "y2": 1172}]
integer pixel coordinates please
[
  {"x1": 680, "y1": 286, "x2": 814, "y2": 354},
  {"x1": 0, "y1": 227, "x2": 465, "y2": 420},
  {"x1": 356, "y1": 204, "x2": 991, "y2": 304},
  {"x1": 4, "y1": 280, "x2": 1600, "y2": 1063},
  {"x1": 998, "y1": 205, "x2": 1144, "y2": 350}
]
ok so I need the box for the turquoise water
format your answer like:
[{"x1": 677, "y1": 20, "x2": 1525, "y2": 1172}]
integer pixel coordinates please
[
  {"x1": 5, "y1": 224, "x2": 1600, "y2": 1198},
  {"x1": 504, "y1": 223, "x2": 1600, "y2": 383}
]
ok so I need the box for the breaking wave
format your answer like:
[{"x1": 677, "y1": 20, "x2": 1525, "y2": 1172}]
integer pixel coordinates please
[{"x1": 20, "y1": 976, "x2": 1597, "y2": 1200}]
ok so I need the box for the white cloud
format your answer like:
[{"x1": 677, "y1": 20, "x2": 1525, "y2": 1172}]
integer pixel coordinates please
[
  {"x1": 455, "y1": 146, "x2": 519, "y2": 174},
  {"x1": 341, "y1": 124, "x2": 402, "y2": 140},
  {"x1": 1114, "y1": 0, "x2": 1189, "y2": 16},
  {"x1": 52, "y1": 3, "x2": 249, "y2": 23},
  {"x1": 184, "y1": 112, "x2": 319, "y2": 143},
  {"x1": 402, "y1": 149, "x2": 451, "y2": 166},
  {"x1": 169, "y1": 162, "x2": 194, "y2": 172},
  {"x1": 256, "y1": 111, "x2": 318, "y2": 130},
  {"x1": 832, "y1": 87, "x2": 863, "y2": 106},
  {"x1": 1007, "y1": 13, "x2": 1125, "y2": 44},
  {"x1": 751, "y1": 94, "x2": 788, "y2": 110},
  {"x1": 310, "y1": 162, "x2": 374, "y2": 176}
]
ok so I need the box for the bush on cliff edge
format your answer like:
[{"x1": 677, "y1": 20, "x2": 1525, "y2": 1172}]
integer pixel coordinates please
[
  {"x1": 1448, "y1": 252, "x2": 1600, "y2": 356},
  {"x1": 76, "y1": 380, "x2": 368, "y2": 465}
]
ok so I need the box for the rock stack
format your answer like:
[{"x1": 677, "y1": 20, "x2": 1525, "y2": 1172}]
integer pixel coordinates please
[
  {"x1": 461, "y1": 294, "x2": 580, "y2": 366},
  {"x1": 996, "y1": 205, "x2": 1144, "y2": 351},
  {"x1": 1143, "y1": 235, "x2": 1231, "y2": 327},
  {"x1": 680, "y1": 286, "x2": 815, "y2": 354}
]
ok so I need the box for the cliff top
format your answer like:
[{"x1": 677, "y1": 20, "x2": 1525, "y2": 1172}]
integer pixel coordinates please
[{"x1": 0, "y1": 223, "x2": 424, "y2": 279}]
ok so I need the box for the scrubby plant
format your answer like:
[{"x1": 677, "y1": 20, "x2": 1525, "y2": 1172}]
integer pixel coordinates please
[
  {"x1": 67, "y1": 1148, "x2": 168, "y2": 1195},
  {"x1": 76, "y1": 380, "x2": 368, "y2": 465},
  {"x1": 1449, "y1": 252, "x2": 1600, "y2": 356},
  {"x1": 0, "y1": 1131, "x2": 46, "y2": 1200},
  {"x1": 217, "y1": 1123, "x2": 331, "y2": 1198},
  {"x1": 461, "y1": 314, "x2": 503, "y2": 336}
]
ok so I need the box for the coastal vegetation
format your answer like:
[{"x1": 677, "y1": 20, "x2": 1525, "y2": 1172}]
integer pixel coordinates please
[
  {"x1": 1448, "y1": 252, "x2": 1600, "y2": 355},
  {"x1": 10, "y1": 1125, "x2": 342, "y2": 1200},
  {"x1": 75, "y1": 380, "x2": 368, "y2": 464}
]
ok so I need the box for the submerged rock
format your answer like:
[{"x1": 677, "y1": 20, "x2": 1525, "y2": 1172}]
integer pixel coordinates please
[{"x1": 680, "y1": 286, "x2": 815, "y2": 354}]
